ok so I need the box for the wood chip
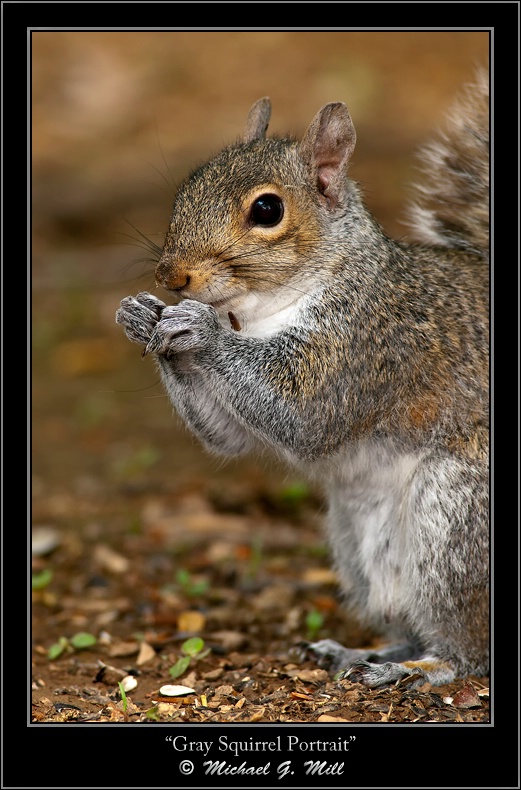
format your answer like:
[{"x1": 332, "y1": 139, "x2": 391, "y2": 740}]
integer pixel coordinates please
[
  {"x1": 156, "y1": 702, "x2": 181, "y2": 717},
  {"x1": 317, "y1": 714, "x2": 349, "y2": 723},
  {"x1": 291, "y1": 692, "x2": 313, "y2": 701}
]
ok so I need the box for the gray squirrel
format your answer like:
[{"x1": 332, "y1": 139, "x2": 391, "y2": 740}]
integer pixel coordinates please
[{"x1": 116, "y1": 67, "x2": 489, "y2": 688}]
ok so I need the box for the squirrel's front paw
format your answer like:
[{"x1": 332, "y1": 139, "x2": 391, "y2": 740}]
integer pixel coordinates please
[
  {"x1": 116, "y1": 292, "x2": 166, "y2": 345},
  {"x1": 143, "y1": 300, "x2": 220, "y2": 357}
]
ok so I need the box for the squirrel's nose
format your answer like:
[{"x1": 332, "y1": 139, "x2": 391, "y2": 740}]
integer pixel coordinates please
[{"x1": 155, "y1": 258, "x2": 191, "y2": 291}]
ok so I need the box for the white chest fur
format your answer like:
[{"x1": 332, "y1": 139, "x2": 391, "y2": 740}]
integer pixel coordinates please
[
  {"x1": 216, "y1": 284, "x2": 317, "y2": 339},
  {"x1": 323, "y1": 445, "x2": 423, "y2": 624}
]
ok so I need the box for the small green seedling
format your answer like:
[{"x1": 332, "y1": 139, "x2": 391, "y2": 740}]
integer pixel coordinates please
[
  {"x1": 117, "y1": 681, "x2": 130, "y2": 722},
  {"x1": 47, "y1": 632, "x2": 97, "y2": 660},
  {"x1": 168, "y1": 655, "x2": 191, "y2": 679},
  {"x1": 275, "y1": 480, "x2": 311, "y2": 515},
  {"x1": 47, "y1": 636, "x2": 70, "y2": 661},
  {"x1": 70, "y1": 632, "x2": 97, "y2": 649},
  {"x1": 32, "y1": 569, "x2": 53, "y2": 590},
  {"x1": 175, "y1": 568, "x2": 209, "y2": 597},
  {"x1": 168, "y1": 636, "x2": 211, "y2": 679},
  {"x1": 146, "y1": 705, "x2": 160, "y2": 721},
  {"x1": 118, "y1": 681, "x2": 128, "y2": 713},
  {"x1": 305, "y1": 609, "x2": 325, "y2": 641},
  {"x1": 111, "y1": 444, "x2": 161, "y2": 481}
]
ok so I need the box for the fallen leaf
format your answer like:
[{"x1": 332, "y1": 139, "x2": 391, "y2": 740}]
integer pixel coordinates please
[
  {"x1": 177, "y1": 610, "x2": 206, "y2": 633},
  {"x1": 92, "y1": 543, "x2": 130, "y2": 574},
  {"x1": 201, "y1": 667, "x2": 224, "y2": 681},
  {"x1": 108, "y1": 640, "x2": 139, "y2": 658},
  {"x1": 208, "y1": 630, "x2": 247, "y2": 651},
  {"x1": 136, "y1": 641, "x2": 156, "y2": 665},
  {"x1": 252, "y1": 584, "x2": 295, "y2": 611},
  {"x1": 288, "y1": 669, "x2": 329, "y2": 684},
  {"x1": 302, "y1": 568, "x2": 338, "y2": 585}
]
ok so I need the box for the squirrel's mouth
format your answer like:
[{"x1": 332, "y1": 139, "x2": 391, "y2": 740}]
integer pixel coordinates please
[
  {"x1": 208, "y1": 298, "x2": 228, "y2": 309},
  {"x1": 207, "y1": 293, "x2": 242, "y2": 313}
]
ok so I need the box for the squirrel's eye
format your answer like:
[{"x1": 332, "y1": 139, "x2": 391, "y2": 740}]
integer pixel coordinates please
[{"x1": 249, "y1": 193, "x2": 284, "y2": 226}]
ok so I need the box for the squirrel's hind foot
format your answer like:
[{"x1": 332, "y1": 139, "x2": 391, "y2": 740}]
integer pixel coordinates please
[
  {"x1": 300, "y1": 637, "x2": 416, "y2": 673},
  {"x1": 302, "y1": 638, "x2": 458, "y2": 688},
  {"x1": 337, "y1": 659, "x2": 427, "y2": 689}
]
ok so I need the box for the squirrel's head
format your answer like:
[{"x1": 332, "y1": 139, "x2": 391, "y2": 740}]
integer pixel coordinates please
[{"x1": 155, "y1": 97, "x2": 357, "y2": 326}]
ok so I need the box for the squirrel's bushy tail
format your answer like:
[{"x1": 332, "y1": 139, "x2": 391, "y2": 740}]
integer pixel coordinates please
[{"x1": 405, "y1": 67, "x2": 489, "y2": 257}]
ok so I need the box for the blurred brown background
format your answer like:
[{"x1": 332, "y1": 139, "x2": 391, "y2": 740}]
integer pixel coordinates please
[{"x1": 32, "y1": 30, "x2": 489, "y2": 513}]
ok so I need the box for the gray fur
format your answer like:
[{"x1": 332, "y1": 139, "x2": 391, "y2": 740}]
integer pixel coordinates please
[{"x1": 116, "y1": 70, "x2": 489, "y2": 687}]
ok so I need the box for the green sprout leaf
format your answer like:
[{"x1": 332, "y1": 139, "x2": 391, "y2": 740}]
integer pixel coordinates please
[
  {"x1": 70, "y1": 632, "x2": 97, "y2": 649},
  {"x1": 168, "y1": 637, "x2": 208, "y2": 677},
  {"x1": 32, "y1": 569, "x2": 53, "y2": 590},
  {"x1": 305, "y1": 609, "x2": 324, "y2": 640},
  {"x1": 168, "y1": 655, "x2": 191, "y2": 679},
  {"x1": 118, "y1": 681, "x2": 128, "y2": 713},
  {"x1": 175, "y1": 568, "x2": 209, "y2": 597},
  {"x1": 176, "y1": 568, "x2": 191, "y2": 587},
  {"x1": 279, "y1": 480, "x2": 310, "y2": 504},
  {"x1": 181, "y1": 636, "x2": 205, "y2": 657},
  {"x1": 48, "y1": 636, "x2": 69, "y2": 660}
]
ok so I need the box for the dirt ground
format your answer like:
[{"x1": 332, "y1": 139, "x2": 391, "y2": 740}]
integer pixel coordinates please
[
  {"x1": 32, "y1": 482, "x2": 490, "y2": 726},
  {"x1": 29, "y1": 26, "x2": 496, "y2": 754}
]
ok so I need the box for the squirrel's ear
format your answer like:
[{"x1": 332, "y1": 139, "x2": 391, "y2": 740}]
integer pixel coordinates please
[
  {"x1": 243, "y1": 97, "x2": 271, "y2": 143},
  {"x1": 299, "y1": 102, "x2": 356, "y2": 208}
]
